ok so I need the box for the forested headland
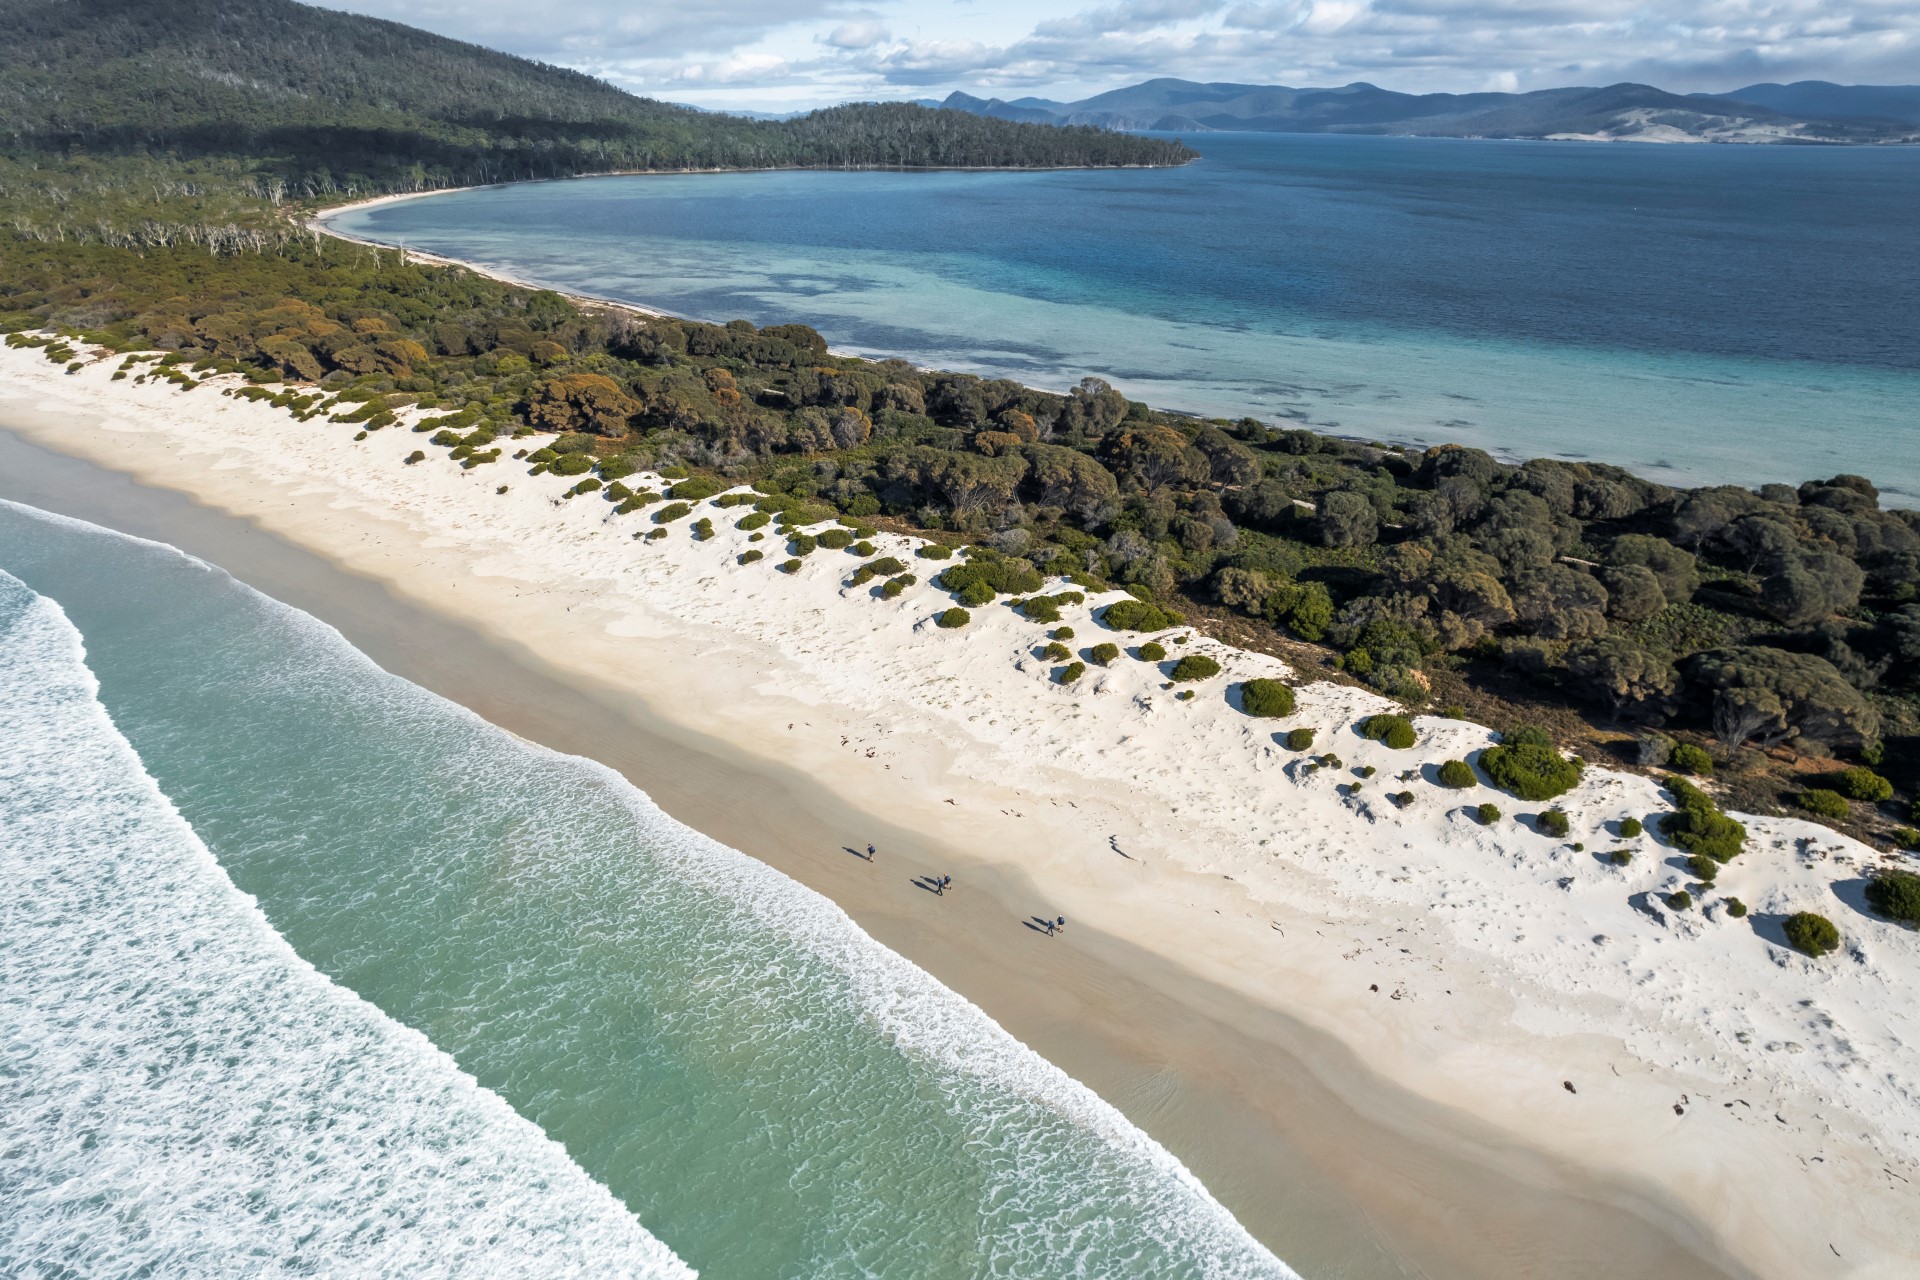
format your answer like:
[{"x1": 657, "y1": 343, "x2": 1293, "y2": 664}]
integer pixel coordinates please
[
  {"x1": 0, "y1": 0, "x2": 1914, "y2": 848},
  {"x1": 0, "y1": 0, "x2": 1191, "y2": 246}
]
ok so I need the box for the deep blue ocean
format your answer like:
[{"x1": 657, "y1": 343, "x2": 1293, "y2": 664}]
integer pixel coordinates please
[{"x1": 330, "y1": 133, "x2": 1920, "y2": 501}]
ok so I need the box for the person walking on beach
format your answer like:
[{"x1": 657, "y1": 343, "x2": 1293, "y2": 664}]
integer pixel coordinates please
[
  {"x1": 941, "y1": 875, "x2": 952, "y2": 894},
  {"x1": 1055, "y1": 916, "x2": 1066, "y2": 936},
  {"x1": 1044, "y1": 918, "x2": 1056, "y2": 937},
  {"x1": 865, "y1": 843, "x2": 875, "y2": 861},
  {"x1": 934, "y1": 875, "x2": 946, "y2": 896}
]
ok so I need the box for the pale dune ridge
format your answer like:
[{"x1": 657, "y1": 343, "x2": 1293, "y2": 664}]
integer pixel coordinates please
[{"x1": 2, "y1": 339, "x2": 1917, "y2": 1278}]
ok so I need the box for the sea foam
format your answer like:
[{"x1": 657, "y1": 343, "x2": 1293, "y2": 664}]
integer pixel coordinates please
[
  {"x1": 0, "y1": 568, "x2": 694, "y2": 1279},
  {"x1": 0, "y1": 499, "x2": 1296, "y2": 1278}
]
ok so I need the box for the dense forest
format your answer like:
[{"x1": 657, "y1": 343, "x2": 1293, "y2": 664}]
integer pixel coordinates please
[
  {"x1": 4, "y1": 235, "x2": 1915, "y2": 848},
  {"x1": 0, "y1": 0, "x2": 1912, "y2": 847},
  {"x1": 0, "y1": 0, "x2": 1191, "y2": 241}
]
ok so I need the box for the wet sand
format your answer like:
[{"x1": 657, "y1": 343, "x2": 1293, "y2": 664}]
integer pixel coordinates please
[{"x1": 0, "y1": 419, "x2": 1752, "y2": 1280}]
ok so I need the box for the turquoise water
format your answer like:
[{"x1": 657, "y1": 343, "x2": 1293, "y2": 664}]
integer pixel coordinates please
[
  {"x1": 0, "y1": 500, "x2": 1293, "y2": 1279},
  {"x1": 329, "y1": 134, "x2": 1920, "y2": 501}
]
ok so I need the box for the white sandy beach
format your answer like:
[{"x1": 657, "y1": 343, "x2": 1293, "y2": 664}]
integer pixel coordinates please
[{"x1": 3, "y1": 339, "x2": 1916, "y2": 1278}]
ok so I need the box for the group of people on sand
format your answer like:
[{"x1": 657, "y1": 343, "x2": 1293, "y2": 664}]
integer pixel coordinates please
[{"x1": 860, "y1": 843, "x2": 1063, "y2": 936}]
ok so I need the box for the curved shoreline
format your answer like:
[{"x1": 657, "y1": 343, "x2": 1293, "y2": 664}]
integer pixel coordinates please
[
  {"x1": 7, "y1": 345, "x2": 1917, "y2": 1277},
  {"x1": 0, "y1": 410, "x2": 1746, "y2": 1280},
  {"x1": 311, "y1": 177, "x2": 1920, "y2": 500}
]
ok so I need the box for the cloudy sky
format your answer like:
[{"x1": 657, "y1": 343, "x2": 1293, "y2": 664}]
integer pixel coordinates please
[{"x1": 324, "y1": 0, "x2": 1920, "y2": 110}]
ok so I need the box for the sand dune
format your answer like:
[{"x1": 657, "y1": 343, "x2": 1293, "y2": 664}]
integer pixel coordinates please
[{"x1": 3, "y1": 339, "x2": 1916, "y2": 1278}]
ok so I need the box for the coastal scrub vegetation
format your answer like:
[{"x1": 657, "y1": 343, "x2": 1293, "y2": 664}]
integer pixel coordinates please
[
  {"x1": 1360, "y1": 713, "x2": 1416, "y2": 749},
  {"x1": 1864, "y1": 870, "x2": 1920, "y2": 925},
  {"x1": 1783, "y1": 912, "x2": 1840, "y2": 957},
  {"x1": 1437, "y1": 759, "x2": 1476, "y2": 788},
  {"x1": 1170, "y1": 655, "x2": 1221, "y2": 682},
  {"x1": 1239, "y1": 678, "x2": 1295, "y2": 717},
  {"x1": 2, "y1": 0, "x2": 1915, "y2": 850},
  {"x1": 1479, "y1": 727, "x2": 1582, "y2": 801},
  {"x1": 1661, "y1": 776, "x2": 1747, "y2": 862}
]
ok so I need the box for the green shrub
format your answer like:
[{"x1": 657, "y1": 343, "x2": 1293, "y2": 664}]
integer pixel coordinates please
[
  {"x1": 1042, "y1": 642, "x2": 1072, "y2": 661},
  {"x1": 1475, "y1": 802, "x2": 1501, "y2": 824},
  {"x1": 1685, "y1": 853, "x2": 1719, "y2": 883},
  {"x1": 1666, "y1": 891, "x2": 1693, "y2": 911},
  {"x1": 1360, "y1": 714, "x2": 1417, "y2": 750},
  {"x1": 1392, "y1": 790, "x2": 1415, "y2": 807},
  {"x1": 713, "y1": 492, "x2": 756, "y2": 508},
  {"x1": 937, "y1": 558, "x2": 1041, "y2": 605},
  {"x1": 1285, "y1": 727, "x2": 1317, "y2": 751},
  {"x1": 1171, "y1": 655, "x2": 1222, "y2": 682},
  {"x1": 658, "y1": 464, "x2": 688, "y2": 479},
  {"x1": 739, "y1": 549, "x2": 763, "y2": 565},
  {"x1": 1724, "y1": 897, "x2": 1747, "y2": 918},
  {"x1": 777, "y1": 558, "x2": 802, "y2": 574},
  {"x1": 737, "y1": 512, "x2": 771, "y2": 531},
  {"x1": 1609, "y1": 849, "x2": 1633, "y2": 865},
  {"x1": 936, "y1": 607, "x2": 971, "y2": 629},
  {"x1": 654, "y1": 501, "x2": 692, "y2": 523},
  {"x1": 1089, "y1": 642, "x2": 1120, "y2": 666},
  {"x1": 1138, "y1": 642, "x2": 1167, "y2": 662},
  {"x1": 596, "y1": 458, "x2": 638, "y2": 480},
  {"x1": 862, "y1": 557, "x2": 906, "y2": 578},
  {"x1": 789, "y1": 533, "x2": 818, "y2": 555},
  {"x1": 916, "y1": 543, "x2": 954, "y2": 560},
  {"x1": 604, "y1": 481, "x2": 633, "y2": 502},
  {"x1": 1480, "y1": 735, "x2": 1582, "y2": 801},
  {"x1": 1892, "y1": 827, "x2": 1920, "y2": 851},
  {"x1": 1669, "y1": 743, "x2": 1714, "y2": 775},
  {"x1": 1783, "y1": 912, "x2": 1840, "y2": 957},
  {"x1": 1539, "y1": 808, "x2": 1571, "y2": 838},
  {"x1": 1176, "y1": 689, "x2": 1195, "y2": 701},
  {"x1": 1101, "y1": 598, "x2": 1183, "y2": 632},
  {"x1": 550, "y1": 453, "x2": 595, "y2": 477},
  {"x1": 850, "y1": 541, "x2": 876, "y2": 557},
  {"x1": 1797, "y1": 788, "x2": 1849, "y2": 820},
  {"x1": 1436, "y1": 759, "x2": 1476, "y2": 789},
  {"x1": 645, "y1": 528, "x2": 667, "y2": 541},
  {"x1": 668, "y1": 477, "x2": 721, "y2": 501},
  {"x1": 1620, "y1": 817, "x2": 1643, "y2": 838},
  {"x1": 1358, "y1": 765, "x2": 1376, "y2": 779},
  {"x1": 1021, "y1": 596, "x2": 1062, "y2": 624},
  {"x1": 404, "y1": 450, "x2": 425, "y2": 465},
  {"x1": 1059, "y1": 661, "x2": 1087, "y2": 684},
  {"x1": 1661, "y1": 777, "x2": 1747, "y2": 862},
  {"x1": 691, "y1": 518, "x2": 714, "y2": 540},
  {"x1": 956, "y1": 579, "x2": 995, "y2": 608},
  {"x1": 817, "y1": 528, "x2": 854, "y2": 550},
  {"x1": 1239, "y1": 679, "x2": 1295, "y2": 717},
  {"x1": 1864, "y1": 870, "x2": 1920, "y2": 925},
  {"x1": 1837, "y1": 767, "x2": 1894, "y2": 803},
  {"x1": 1053, "y1": 627, "x2": 1075, "y2": 641}
]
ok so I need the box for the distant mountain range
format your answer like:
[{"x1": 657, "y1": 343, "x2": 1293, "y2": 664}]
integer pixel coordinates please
[{"x1": 939, "y1": 78, "x2": 1920, "y2": 144}]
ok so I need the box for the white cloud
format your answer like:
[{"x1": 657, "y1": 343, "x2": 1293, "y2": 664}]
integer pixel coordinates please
[
  {"x1": 826, "y1": 20, "x2": 892, "y2": 48},
  {"x1": 316, "y1": 0, "x2": 1920, "y2": 109}
]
